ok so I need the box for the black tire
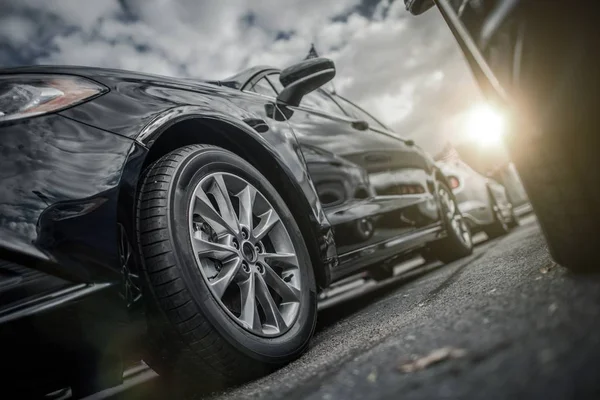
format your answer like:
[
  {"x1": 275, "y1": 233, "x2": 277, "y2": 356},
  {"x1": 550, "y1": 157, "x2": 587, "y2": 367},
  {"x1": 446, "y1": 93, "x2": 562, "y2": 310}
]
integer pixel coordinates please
[
  {"x1": 483, "y1": 195, "x2": 510, "y2": 239},
  {"x1": 428, "y1": 182, "x2": 473, "y2": 263},
  {"x1": 509, "y1": 132, "x2": 599, "y2": 273},
  {"x1": 503, "y1": 2, "x2": 600, "y2": 273},
  {"x1": 136, "y1": 145, "x2": 317, "y2": 394}
]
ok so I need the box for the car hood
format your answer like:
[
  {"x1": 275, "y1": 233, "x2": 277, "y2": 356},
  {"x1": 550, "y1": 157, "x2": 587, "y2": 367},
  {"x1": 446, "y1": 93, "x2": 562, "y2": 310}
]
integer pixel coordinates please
[{"x1": 0, "y1": 65, "x2": 221, "y2": 89}]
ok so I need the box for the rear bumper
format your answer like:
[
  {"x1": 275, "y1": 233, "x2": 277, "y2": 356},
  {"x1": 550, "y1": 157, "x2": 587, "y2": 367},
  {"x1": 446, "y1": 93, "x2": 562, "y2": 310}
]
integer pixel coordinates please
[{"x1": 0, "y1": 114, "x2": 137, "y2": 282}]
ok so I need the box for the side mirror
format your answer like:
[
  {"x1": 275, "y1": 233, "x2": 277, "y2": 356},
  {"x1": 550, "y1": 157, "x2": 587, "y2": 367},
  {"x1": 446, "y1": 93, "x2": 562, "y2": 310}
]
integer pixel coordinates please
[
  {"x1": 404, "y1": 0, "x2": 435, "y2": 15},
  {"x1": 277, "y1": 58, "x2": 336, "y2": 107}
]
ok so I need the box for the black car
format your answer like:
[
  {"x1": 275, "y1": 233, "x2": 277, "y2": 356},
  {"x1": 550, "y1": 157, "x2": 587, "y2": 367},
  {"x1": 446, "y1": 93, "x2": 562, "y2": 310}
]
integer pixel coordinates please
[
  {"x1": 0, "y1": 58, "x2": 472, "y2": 395},
  {"x1": 405, "y1": 0, "x2": 600, "y2": 273}
]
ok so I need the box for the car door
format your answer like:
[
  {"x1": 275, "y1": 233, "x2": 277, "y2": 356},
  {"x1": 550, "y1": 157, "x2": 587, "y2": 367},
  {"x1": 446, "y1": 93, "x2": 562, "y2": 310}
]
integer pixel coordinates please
[
  {"x1": 330, "y1": 93, "x2": 440, "y2": 236},
  {"x1": 244, "y1": 72, "x2": 441, "y2": 277},
  {"x1": 332, "y1": 93, "x2": 439, "y2": 208}
]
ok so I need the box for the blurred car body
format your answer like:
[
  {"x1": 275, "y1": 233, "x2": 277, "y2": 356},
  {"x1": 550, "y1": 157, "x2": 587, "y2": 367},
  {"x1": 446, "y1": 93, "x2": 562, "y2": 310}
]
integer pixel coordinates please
[{"x1": 438, "y1": 158, "x2": 517, "y2": 235}]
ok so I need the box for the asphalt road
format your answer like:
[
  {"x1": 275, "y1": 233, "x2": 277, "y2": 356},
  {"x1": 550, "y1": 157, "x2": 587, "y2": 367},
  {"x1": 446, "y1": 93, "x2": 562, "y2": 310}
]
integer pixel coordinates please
[{"x1": 101, "y1": 215, "x2": 600, "y2": 399}]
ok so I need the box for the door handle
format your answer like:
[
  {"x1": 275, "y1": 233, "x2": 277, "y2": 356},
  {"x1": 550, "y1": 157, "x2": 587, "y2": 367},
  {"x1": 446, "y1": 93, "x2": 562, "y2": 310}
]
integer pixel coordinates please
[{"x1": 351, "y1": 120, "x2": 369, "y2": 131}]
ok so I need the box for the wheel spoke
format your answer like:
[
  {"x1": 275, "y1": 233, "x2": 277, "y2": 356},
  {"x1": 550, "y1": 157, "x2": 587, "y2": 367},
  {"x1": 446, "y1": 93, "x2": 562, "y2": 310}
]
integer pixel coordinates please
[
  {"x1": 258, "y1": 252, "x2": 298, "y2": 270},
  {"x1": 208, "y1": 175, "x2": 240, "y2": 234},
  {"x1": 239, "y1": 274, "x2": 260, "y2": 330},
  {"x1": 192, "y1": 231, "x2": 237, "y2": 261},
  {"x1": 255, "y1": 273, "x2": 287, "y2": 332},
  {"x1": 263, "y1": 262, "x2": 301, "y2": 303},
  {"x1": 253, "y1": 209, "x2": 279, "y2": 241},
  {"x1": 194, "y1": 186, "x2": 238, "y2": 236},
  {"x1": 188, "y1": 172, "x2": 302, "y2": 337},
  {"x1": 209, "y1": 257, "x2": 242, "y2": 298},
  {"x1": 237, "y1": 184, "x2": 256, "y2": 230},
  {"x1": 440, "y1": 189, "x2": 455, "y2": 216}
]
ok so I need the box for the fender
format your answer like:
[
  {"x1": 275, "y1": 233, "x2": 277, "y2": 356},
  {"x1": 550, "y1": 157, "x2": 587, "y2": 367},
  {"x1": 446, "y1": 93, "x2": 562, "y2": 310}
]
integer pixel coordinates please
[{"x1": 52, "y1": 66, "x2": 338, "y2": 287}]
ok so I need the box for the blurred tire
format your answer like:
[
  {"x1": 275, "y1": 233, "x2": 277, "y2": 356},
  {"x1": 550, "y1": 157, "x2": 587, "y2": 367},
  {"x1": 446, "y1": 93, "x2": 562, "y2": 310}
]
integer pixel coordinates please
[
  {"x1": 429, "y1": 182, "x2": 473, "y2": 263},
  {"x1": 505, "y1": 2, "x2": 600, "y2": 273},
  {"x1": 484, "y1": 195, "x2": 509, "y2": 239}
]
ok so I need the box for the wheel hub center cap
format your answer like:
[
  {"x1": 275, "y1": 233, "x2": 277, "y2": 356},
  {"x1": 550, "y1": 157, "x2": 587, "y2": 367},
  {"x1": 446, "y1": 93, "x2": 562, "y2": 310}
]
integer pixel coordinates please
[{"x1": 241, "y1": 241, "x2": 257, "y2": 263}]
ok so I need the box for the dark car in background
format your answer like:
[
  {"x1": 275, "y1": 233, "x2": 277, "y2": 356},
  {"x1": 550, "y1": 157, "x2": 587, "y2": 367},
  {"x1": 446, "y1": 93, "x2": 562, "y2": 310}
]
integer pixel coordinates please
[
  {"x1": 405, "y1": 0, "x2": 600, "y2": 273},
  {"x1": 0, "y1": 58, "x2": 473, "y2": 396}
]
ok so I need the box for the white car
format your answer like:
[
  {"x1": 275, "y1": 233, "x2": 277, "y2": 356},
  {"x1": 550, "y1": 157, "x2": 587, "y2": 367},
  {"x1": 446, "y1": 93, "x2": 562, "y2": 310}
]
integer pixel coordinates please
[{"x1": 438, "y1": 158, "x2": 518, "y2": 238}]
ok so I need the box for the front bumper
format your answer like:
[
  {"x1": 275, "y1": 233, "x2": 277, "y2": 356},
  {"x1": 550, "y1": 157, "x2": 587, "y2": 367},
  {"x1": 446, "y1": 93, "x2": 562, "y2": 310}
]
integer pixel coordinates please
[{"x1": 0, "y1": 114, "x2": 137, "y2": 282}]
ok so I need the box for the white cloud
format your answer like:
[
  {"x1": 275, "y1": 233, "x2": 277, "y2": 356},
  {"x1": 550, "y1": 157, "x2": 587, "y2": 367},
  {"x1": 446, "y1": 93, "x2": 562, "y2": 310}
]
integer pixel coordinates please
[
  {"x1": 21, "y1": 0, "x2": 122, "y2": 30},
  {"x1": 0, "y1": 16, "x2": 36, "y2": 45},
  {"x1": 0, "y1": 0, "x2": 483, "y2": 152}
]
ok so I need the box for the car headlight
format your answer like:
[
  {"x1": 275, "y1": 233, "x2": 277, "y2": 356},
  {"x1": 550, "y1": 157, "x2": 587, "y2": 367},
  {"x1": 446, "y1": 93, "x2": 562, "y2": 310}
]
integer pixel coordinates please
[{"x1": 0, "y1": 74, "x2": 107, "y2": 122}]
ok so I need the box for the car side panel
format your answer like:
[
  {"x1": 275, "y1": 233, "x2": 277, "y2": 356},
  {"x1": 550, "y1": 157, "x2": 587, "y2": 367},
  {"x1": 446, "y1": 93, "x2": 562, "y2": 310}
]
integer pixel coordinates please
[
  {"x1": 441, "y1": 161, "x2": 494, "y2": 225},
  {"x1": 278, "y1": 100, "x2": 442, "y2": 278}
]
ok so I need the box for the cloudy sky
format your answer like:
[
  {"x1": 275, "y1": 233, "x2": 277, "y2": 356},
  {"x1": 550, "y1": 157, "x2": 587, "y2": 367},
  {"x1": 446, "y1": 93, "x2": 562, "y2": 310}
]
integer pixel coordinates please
[{"x1": 0, "y1": 0, "x2": 484, "y2": 153}]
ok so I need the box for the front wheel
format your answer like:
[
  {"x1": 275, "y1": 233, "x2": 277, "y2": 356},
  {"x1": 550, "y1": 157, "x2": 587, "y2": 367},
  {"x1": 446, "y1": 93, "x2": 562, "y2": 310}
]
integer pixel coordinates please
[
  {"x1": 136, "y1": 145, "x2": 317, "y2": 393},
  {"x1": 428, "y1": 182, "x2": 473, "y2": 263}
]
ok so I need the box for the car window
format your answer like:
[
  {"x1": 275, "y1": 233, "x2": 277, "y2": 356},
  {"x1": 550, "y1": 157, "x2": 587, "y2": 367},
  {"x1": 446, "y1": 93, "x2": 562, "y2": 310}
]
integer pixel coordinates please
[
  {"x1": 334, "y1": 95, "x2": 388, "y2": 130},
  {"x1": 266, "y1": 73, "x2": 284, "y2": 94},
  {"x1": 247, "y1": 77, "x2": 277, "y2": 98},
  {"x1": 301, "y1": 89, "x2": 347, "y2": 117}
]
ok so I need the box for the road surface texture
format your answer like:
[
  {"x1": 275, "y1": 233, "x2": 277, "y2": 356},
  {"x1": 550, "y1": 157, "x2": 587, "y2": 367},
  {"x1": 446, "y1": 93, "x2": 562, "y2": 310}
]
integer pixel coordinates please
[{"x1": 102, "y1": 216, "x2": 600, "y2": 399}]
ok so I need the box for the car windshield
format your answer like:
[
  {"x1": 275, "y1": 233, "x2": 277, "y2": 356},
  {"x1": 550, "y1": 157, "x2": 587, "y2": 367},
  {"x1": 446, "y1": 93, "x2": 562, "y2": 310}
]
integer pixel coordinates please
[{"x1": 1, "y1": 1, "x2": 597, "y2": 399}]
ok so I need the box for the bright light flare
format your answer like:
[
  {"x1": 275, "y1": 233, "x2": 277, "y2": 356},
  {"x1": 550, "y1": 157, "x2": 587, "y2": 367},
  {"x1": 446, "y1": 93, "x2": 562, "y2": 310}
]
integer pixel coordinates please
[{"x1": 464, "y1": 104, "x2": 506, "y2": 147}]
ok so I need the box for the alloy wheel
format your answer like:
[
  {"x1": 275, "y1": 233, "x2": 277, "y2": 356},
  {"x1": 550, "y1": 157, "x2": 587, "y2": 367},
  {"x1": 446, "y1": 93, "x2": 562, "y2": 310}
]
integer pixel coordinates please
[{"x1": 188, "y1": 172, "x2": 301, "y2": 337}]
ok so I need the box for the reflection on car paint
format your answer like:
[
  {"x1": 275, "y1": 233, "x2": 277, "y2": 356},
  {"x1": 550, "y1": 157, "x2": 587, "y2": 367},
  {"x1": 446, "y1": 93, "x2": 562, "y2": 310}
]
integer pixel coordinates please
[{"x1": 0, "y1": 114, "x2": 134, "y2": 281}]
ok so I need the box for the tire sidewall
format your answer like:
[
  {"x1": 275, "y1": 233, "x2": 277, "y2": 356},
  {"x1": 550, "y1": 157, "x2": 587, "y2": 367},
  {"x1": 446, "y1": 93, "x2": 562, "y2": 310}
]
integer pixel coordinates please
[
  {"x1": 487, "y1": 193, "x2": 509, "y2": 236},
  {"x1": 167, "y1": 147, "x2": 316, "y2": 363}
]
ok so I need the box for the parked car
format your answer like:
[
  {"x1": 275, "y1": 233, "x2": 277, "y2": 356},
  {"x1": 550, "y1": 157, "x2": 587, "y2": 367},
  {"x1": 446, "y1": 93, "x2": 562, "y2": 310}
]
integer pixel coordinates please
[
  {"x1": 0, "y1": 58, "x2": 473, "y2": 395},
  {"x1": 404, "y1": 0, "x2": 600, "y2": 273},
  {"x1": 437, "y1": 158, "x2": 517, "y2": 238}
]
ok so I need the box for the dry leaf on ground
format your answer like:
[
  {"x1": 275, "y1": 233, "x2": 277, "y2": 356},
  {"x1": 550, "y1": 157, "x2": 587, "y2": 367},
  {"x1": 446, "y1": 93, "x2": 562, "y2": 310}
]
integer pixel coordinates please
[
  {"x1": 539, "y1": 262, "x2": 558, "y2": 274},
  {"x1": 398, "y1": 347, "x2": 467, "y2": 373}
]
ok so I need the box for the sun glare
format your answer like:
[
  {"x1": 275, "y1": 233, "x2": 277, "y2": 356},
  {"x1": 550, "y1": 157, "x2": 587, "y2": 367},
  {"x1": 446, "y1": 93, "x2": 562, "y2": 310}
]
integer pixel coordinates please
[{"x1": 464, "y1": 104, "x2": 506, "y2": 146}]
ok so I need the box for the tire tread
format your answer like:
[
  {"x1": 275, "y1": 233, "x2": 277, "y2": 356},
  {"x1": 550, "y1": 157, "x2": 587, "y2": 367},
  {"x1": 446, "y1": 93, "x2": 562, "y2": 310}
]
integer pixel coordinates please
[{"x1": 136, "y1": 144, "x2": 308, "y2": 395}]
